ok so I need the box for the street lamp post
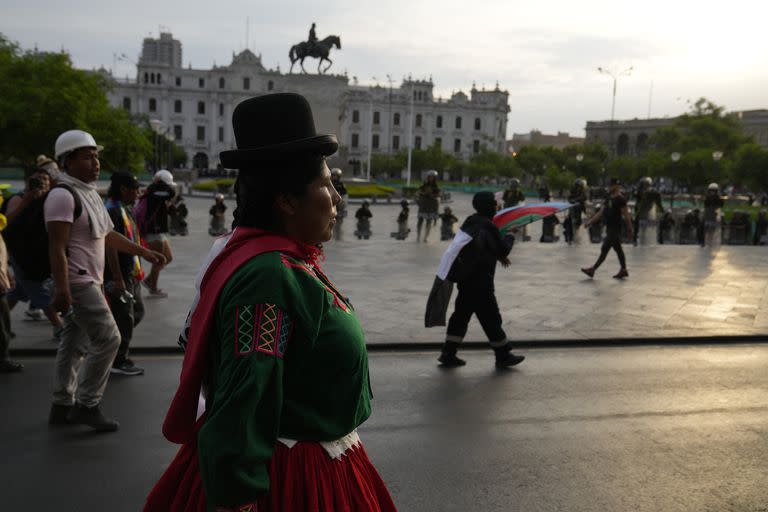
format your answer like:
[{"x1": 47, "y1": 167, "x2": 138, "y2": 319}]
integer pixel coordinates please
[
  {"x1": 597, "y1": 66, "x2": 633, "y2": 160},
  {"x1": 712, "y1": 150, "x2": 723, "y2": 184},
  {"x1": 670, "y1": 151, "x2": 681, "y2": 210},
  {"x1": 406, "y1": 82, "x2": 415, "y2": 187},
  {"x1": 149, "y1": 119, "x2": 163, "y2": 172}
]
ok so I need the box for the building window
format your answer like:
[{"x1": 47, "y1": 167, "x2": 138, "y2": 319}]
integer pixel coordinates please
[
  {"x1": 434, "y1": 137, "x2": 442, "y2": 149},
  {"x1": 372, "y1": 134, "x2": 380, "y2": 149},
  {"x1": 219, "y1": 103, "x2": 224, "y2": 116},
  {"x1": 455, "y1": 116, "x2": 462, "y2": 129},
  {"x1": 218, "y1": 126, "x2": 224, "y2": 142},
  {"x1": 394, "y1": 113, "x2": 401, "y2": 126},
  {"x1": 148, "y1": 98, "x2": 157, "y2": 112},
  {"x1": 373, "y1": 111, "x2": 380, "y2": 125},
  {"x1": 197, "y1": 101, "x2": 205, "y2": 115},
  {"x1": 436, "y1": 115, "x2": 443, "y2": 128},
  {"x1": 219, "y1": 77, "x2": 225, "y2": 89},
  {"x1": 243, "y1": 77, "x2": 250, "y2": 90},
  {"x1": 352, "y1": 110, "x2": 360, "y2": 123},
  {"x1": 351, "y1": 133, "x2": 359, "y2": 148},
  {"x1": 150, "y1": 73, "x2": 155, "y2": 84},
  {"x1": 198, "y1": 78, "x2": 205, "y2": 88},
  {"x1": 174, "y1": 100, "x2": 182, "y2": 113},
  {"x1": 197, "y1": 126, "x2": 205, "y2": 141},
  {"x1": 122, "y1": 97, "x2": 131, "y2": 111},
  {"x1": 473, "y1": 140, "x2": 480, "y2": 154},
  {"x1": 474, "y1": 118, "x2": 481, "y2": 130},
  {"x1": 393, "y1": 135, "x2": 400, "y2": 150},
  {"x1": 415, "y1": 136, "x2": 422, "y2": 150},
  {"x1": 416, "y1": 114, "x2": 422, "y2": 128},
  {"x1": 174, "y1": 125, "x2": 182, "y2": 140},
  {"x1": 454, "y1": 138, "x2": 461, "y2": 153},
  {"x1": 175, "y1": 76, "x2": 181, "y2": 87},
  {"x1": 268, "y1": 80, "x2": 274, "y2": 91},
  {"x1": 157, "y1": 73, "x2": 162, "y2": 84},
  {"x1": 144, "y1": 72, "x2": 149, "y2": 84}
]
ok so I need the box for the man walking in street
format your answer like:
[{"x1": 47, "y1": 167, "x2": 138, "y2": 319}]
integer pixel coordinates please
[
  {"x1": 104, "y1": 172, "x2": 146, "y2": 377},
  {"x1": 46, "y1": 130, "x2": 165, "y2": 432},
  {"x1": 437, "y1": 192, "x2": 526, "y2": 369},
  {"x1": 581, "y1": 178, "x2": 633, "y2": 279}
]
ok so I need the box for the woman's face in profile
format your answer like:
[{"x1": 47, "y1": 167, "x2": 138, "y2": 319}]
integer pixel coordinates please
[{"x1": 291, "y1": 161, "x2": 341, "y2": 245}]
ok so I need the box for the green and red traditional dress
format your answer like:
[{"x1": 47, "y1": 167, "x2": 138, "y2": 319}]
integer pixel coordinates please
[{"x1": 144, "y1": 228, "x2": 396, "y2": 512}]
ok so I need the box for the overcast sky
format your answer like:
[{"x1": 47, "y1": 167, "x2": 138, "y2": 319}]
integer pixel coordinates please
[{"x1": 3, "y1": 0, "x2": 766, "y2": 137}]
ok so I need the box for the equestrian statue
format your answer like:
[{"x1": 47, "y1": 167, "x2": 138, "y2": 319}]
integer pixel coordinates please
[{"x1": 289, "y1": 23, "x2": 342, "y2": 74}]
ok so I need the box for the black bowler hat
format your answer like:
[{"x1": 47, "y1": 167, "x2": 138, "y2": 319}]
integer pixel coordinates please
[{"x1": 220, "y1": 93, "x2": 338, "y2": 168}]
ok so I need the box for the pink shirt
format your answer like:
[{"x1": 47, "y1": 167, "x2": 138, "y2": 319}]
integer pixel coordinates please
[{"x1": 44, "y1": 187, "x2": 112, "y2": 285}]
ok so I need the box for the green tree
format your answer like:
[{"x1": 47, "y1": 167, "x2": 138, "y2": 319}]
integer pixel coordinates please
[
  {"x1": 467, "y1": 147, "x2": 519, "y2": 179},
  {"x1": 732, "y1": 143, "x2": 768, "y2": 192},
  {"x1": 0, "y1": 33, "x2": 151, "y2": 172},
  {"x1": 647, "y1": 98, "x2": 751, "y2": 190}
]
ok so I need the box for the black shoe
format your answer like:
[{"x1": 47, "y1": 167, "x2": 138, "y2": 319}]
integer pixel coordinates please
[
  {"x1": 438, "y1": 353, "x2": 467, "y2": 367},
  {"x1": 495, "y1": 353, "x2": 526, "y2": 369},
  {"x1": 0, "y1": 360, "x2": 24, "y2": 373},
  {"x1": 48, "y1": 404, "x2": 73, "y2": 425},
  {"x1": 110, "y1": 360, "x2": 145, "y2": 376},
  {"x1": 67, "y1": 403, "x2": 120, "y2": 432},
  {"x1": 613, "y1": 268, "x2": 629, "y2": 279}
]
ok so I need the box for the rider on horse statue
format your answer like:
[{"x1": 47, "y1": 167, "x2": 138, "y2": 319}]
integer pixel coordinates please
[{"x1": 308, "y1": 23, "x2": 318, "y2": 52}]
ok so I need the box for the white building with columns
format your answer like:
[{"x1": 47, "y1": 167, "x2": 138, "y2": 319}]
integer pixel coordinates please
[{"x1": 106, "y1": 32, "x2": 510, "y2": 176}]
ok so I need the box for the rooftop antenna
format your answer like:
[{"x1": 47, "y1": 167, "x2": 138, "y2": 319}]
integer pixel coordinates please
[{"x1": 246, "y1": 16, "x2": 250, "y2": 51}]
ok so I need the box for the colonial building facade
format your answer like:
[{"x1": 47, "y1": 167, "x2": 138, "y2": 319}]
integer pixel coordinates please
[
  {"x1": 507, "y1": 130, "x2": 584, "y2": 152},
  {"x1": 107, "y1": 32, "x2": 511, "y2": 176},
  {"x1": 585, "y1": 109, "x2": 768, "y2": 157}
]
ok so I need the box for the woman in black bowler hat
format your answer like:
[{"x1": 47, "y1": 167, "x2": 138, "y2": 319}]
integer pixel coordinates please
[{"x1": 145, "y1": 93, "x2": 397, "y2": 512}]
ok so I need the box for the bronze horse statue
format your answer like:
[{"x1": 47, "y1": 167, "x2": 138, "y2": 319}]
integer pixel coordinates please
[{"x1": 289, "y1": 35, "x2": 341, "y2": 74}]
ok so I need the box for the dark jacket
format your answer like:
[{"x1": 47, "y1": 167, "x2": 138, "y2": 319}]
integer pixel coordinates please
[{"x1": 449, "y1": 214, "x2": 512, "y2": 284}]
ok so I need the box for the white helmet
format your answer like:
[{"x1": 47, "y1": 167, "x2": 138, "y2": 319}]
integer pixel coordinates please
[
  {"x1": 154, "y1": 169, "x2": 176, "y2": 187},
  {"x1": 641, "y1": 177, "x2": 652, "y2": 187},
  {"x1": 331, "y1": 168, "x2": 343, "y2": 177},
  {"x1": 214, "y1": 193, "x2": 225, "y2": 200},
  {"x1": 54, "y1": 130, "x2": 103, "y2": 160},
  {"x1": 510, "y1": 178, "x2": 520, "y2": 187},
  {"x1": 426, "y1": 170, "x2": 438, "y2": 178},
  {"x1": 708, "y1": 182, "x2": 719, "y2": 191}
]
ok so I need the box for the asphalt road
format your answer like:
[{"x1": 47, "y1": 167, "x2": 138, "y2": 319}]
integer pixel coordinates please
[{"x1": 1, "y1": 345, "x2": 767, "y2": 511}]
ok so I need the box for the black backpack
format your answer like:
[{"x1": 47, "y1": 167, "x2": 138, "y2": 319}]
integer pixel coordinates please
[{"x1": 3, "y1": 184, "x2": 82, "y2": 280}]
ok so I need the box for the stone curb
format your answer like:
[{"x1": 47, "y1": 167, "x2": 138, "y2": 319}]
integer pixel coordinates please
[{"x1": 10, "y1": 334, "x2": 768, "y2": 358}]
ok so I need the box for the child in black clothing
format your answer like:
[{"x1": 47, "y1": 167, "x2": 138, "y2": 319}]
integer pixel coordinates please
[{"x1": 439, "y1": 207, "x2": 458, "y2": 240}]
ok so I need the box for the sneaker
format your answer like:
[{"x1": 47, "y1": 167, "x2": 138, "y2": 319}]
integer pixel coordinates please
[
  {"x1": 613, "y1": 268, "x2": 629, "y2": 279},
  {"x1": 0, "y1": 360, "x2": 24, "y2": 373},
  {"x1": 581, "y1": 266, "x2": 595, "y2": 278},
  {"x1": 495, "y1": 353, "x2": 526, "y2": 369},
  {"x1": 438, "y1": 353, "x2": 466, "y2": 367},
  {"x1": 24, "y1": 308, "x2": 45, "y2": 321},
  {"x1": 111, "y1": 360, "x2": 145, "y2": 376},
  {"x1": 48, "y1": 403, "x2": 73, "y2": 425},
  {"x1": 67, "y1": 403, "x2": 119, "y2": 432}
]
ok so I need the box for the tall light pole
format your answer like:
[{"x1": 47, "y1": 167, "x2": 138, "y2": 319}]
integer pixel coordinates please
[
  {"x1": 597, "y1": 66, "x2": 633, "y2": 160},
  {"x1": 367, "y1": 86, "x2": 374, "y2": 182},
  {"x1": 670, "y1": 151, "x2": 681, "y2": 210},
  {"x1": 149, "y1": 119, "x2": 163, "y2": 171},
  {"x1": 406, "y1": 81, "x2": 415, "y2": 186}
]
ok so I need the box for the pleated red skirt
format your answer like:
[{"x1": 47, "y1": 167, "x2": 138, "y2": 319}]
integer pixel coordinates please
[{"x1": 144, "y1": 437, "x2": 397, "y2": 512}]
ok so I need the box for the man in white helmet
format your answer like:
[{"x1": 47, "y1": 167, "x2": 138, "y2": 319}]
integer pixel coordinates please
[
  {"x1": 46, "y1": 129, "x2": 165, "y2": 432},
  {"x1": 137, "y1": 169, "x2": 176, "y2": 296}
]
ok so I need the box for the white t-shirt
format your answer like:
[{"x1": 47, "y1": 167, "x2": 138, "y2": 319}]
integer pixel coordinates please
[{"x1": 44, "y1": 188, "x2": 112, "y2": 285}]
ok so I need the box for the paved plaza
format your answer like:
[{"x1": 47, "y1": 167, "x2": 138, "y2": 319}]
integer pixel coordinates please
[
  {"x1": 8, "y1": 192, "x2": 768, "y2": 353},
  {"x1": 2, "y1": 345, "x2": 767, "y2": 511}
]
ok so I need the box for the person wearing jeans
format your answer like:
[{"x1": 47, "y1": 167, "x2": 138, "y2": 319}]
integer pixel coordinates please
[{"x1": 46, "y1": 130, "x2": 165, "y2": 432}]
